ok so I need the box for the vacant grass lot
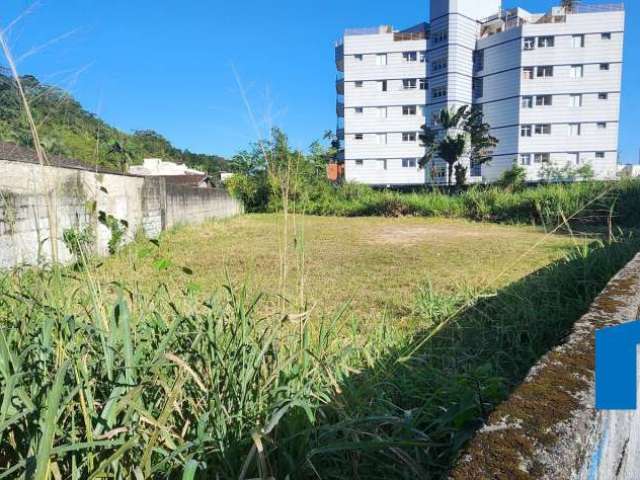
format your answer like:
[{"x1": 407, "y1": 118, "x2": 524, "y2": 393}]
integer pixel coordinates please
[
  {"x1": 102, "y1": 213, "x2": 585, "y2": 322},
  {"x1": 6, "y1": 213, "x2": 633, "y2": 479}
]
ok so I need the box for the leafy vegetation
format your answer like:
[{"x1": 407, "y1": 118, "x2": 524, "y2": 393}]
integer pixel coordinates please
[
  {"x1": 227, "y1": 142, "x2": 640, "y2": 232},
  {"x1": 419, "y1": 106, "x2": 498, "y2": 187},
  {"x1": 0, "y1": 70, "x2": 228, "y2": 172},
  {"x1": 62, "y1": 223, "x2": 95, "y2": 269}
]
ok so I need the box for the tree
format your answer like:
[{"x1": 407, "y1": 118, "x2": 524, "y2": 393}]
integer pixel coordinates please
[
  {"x1": 438, "y1": 134, "x2": 467, "y2": 187},
  {"x1": 419, "y1": 105, "x2": 499, "y2": 187},
  {"x1": 108, "y1": 140, "x2": 134, "y2": 173},
  {"x1": 464, "y1": 106, "x2": 498, "y2": 174},
  {"x1": 438, "y1": 105, "x2": 469, "y2": 130},
  {"x1": 454, "y1": 163, "x2": 468, "y2": 188},
  {"x1": 418, "y1": 124, "x2": 437, "y2": 182},
  {"x1": 420, "y1": 106, "x2": 469, "y2": 187}
]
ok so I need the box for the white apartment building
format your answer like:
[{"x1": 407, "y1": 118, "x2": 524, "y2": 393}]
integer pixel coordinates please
[{"x1": 335, "y1": 0, "x2": 625, "y2": 185}]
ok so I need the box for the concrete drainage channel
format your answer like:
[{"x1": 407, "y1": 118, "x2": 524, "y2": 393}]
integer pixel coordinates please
[{"x1": 449, "y1": 253, "x2": 640, "y2": 480}]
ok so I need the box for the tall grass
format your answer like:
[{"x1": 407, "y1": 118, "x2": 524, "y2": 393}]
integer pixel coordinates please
[
  {"x1": 300, "y1": 179, "x2": 640, "y2": 229},
  {"x1": 1, "y1": 235, "x2": 639, "y2": 478},
  {"x1": 0, "y1": 268, "x2": 357, "y2": 478}
]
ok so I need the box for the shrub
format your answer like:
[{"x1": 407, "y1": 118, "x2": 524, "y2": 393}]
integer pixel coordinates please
[
  {"x1": 225, "y1": 172, "x2": 270, "y2": 212},
  {"x1": 62, "y1": 224, "x2": 95, "y2": 268},
  {"x1": 497, "y1": 162, "x2": 526, "y2": 192}
]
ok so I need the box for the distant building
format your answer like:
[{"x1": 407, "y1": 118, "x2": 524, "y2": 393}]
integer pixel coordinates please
[
  {"x1": 335, "y1": 0, "x2": 624, "y2": 185},
  {"x1": 129, "y1": 158, "x2": 211, "y2": 188},
  {"x1": 219, "y1": 171, "x2": 235, "y2": 183},
  {"x1": 617, "y1": 164, "x2": 640, "y2": 178},
  {"x1": 128, "y1": 158, "x2": 206, "y2": 176}
]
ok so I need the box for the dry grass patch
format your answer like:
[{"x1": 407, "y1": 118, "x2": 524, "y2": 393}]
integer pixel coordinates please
[{"x1": 101, "y1": 214, "x2": 587, "y2": 324}]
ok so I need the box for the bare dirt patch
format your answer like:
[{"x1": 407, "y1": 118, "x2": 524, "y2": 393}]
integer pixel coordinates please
[{"x1": 368, "y1": 224, "x2": 502, "y2": 245}]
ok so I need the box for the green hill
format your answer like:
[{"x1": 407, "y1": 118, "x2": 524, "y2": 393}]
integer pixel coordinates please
[{"x1": 0, "y1": 68, "x2": 228, "y2": 173}]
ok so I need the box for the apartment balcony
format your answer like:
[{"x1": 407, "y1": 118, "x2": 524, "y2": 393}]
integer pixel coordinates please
[
  {"x1": 336, "y1": 78, "x2": 344, "y2": 95},
  {"x1": 394, "y1": 30, "x2": 428, "y2": 42},
  {"x1": 336, "y1": 101, "x2": 344, "y2": 118}
]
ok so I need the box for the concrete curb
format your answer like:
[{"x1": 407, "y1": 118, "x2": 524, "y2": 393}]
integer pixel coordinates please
[{"x1": 449, "y1": 253, "x2": 640, "y2": 480}]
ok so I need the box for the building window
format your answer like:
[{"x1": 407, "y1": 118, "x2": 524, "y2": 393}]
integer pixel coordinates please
[
  {"x1": 570, "y1": 65, "x2": 583, "y2": 78},
  {"x1": 569, "y1": 94, "x2": 583, "y2": 107},
  {"x1": 380, "y1": 80, "x2": 387, "y2": 92},
  {"x1": 355, "y1": 107, "x2": 364, "y2": 114},
  {"x1": 523, "y1": 67, "x2": 534, "y2": 80},
  {"x1": 354, "y1": 134, "x2": 364, "y2": 140},
  {"x1": 602, "y1": 32, "x2": 612, "y2": 40},
  {"x1": 402, "y1": 105, "x2": 417, "y2": 115},
  {"x1": 402, "y1": 158, "x2": 417, "y2": 168},
  {"x1": 572, "y1": 35, "x2": 585, "y2": 48},
  {"x1": 522, "y1": 96, "x2": 533, "y2": 108},
  {"x1": 520, "y1": 154, "x2": 532, "y2": 166},
  {"x1": 472, "y1": 78, "x2": 483, "y2": 99},
  {"x1": 355, "y1": 81, "x2": 364, "y2": 88},
  {"x1": 377, "y1": 133, "x2": 388, "y2": 144},
  {"x1": 355, "y1": 159, "x2": 364, "y2": 165},
  {"x1": 402, "y1": 79, "x2": 417, "y2": 90},
  {"x1": 597, "y1": 122, "x2": 607, "y2": 129},
  {"x1": 432, "y1": 86, "x2": 447, "y2": 99},
  {"x1": 470, "y1": 160, "x2": 481, "y2": 177},
  {"x1": 568, "y1": 123, "x2": 581, "y2": 136},
  {"x1": 600, "y1": 63, "x2": 610, "y2": 71},
  {"x1": 354, "y1": 54, "x2": 363, "y2": 61},
  {"x1": 402, "y1": 132, "x2": 417, "y2": 142},
  {"x1": 377, "y1": 107, "x2": 388, "y2": 118},
  {"x1": 403, "y1": 51, "x2": 418, "y2": 62},
  {"x1": 521, "y1": 125, "x2": 532, "y2": 137},
  {"x1": 431, "y1": 57, "x2": 448, "y2": 72},
  {"x1": 419, "y1": 78, "x2": 428, "y2": 90},
  {"x1": 434, "y1": 165, "x2": 446, "y2": 177},
  {"x1": 534, "y1": 153, "x2": 550, "y2": 163},
  {"x1": 536, "y1": 95, "x2": 552, "y2": 106},
  {"x1": 538, "y1": 36, "x2": 555, "y2": 48},
  {"x1": 419, "y1": 51, "x2": 427, "y2": 63},
  {"x1": 473, "y1": 50, "x2": 484, "y2": 72},
  {"x1": 535, "y1": 124, "x2": 552, "y2": 135},
  {"x1": 432, "y1": 30, "x2": 448, "y2": 44},
  {"x1": 376, "y1": 54, "x2": 387, "y2": 66},
  {"x1": 537, "y1": 66, "x2": 553, "y2": 78},
  {"x1": 598, "y1": 92, "x2": 609, "y2": 100},
  {"x1": 595, "y1": 152, "x2": 605, "y2": 158},
  {"x1": 524, "y1": 37, "x2": 535, "y2": 50}
]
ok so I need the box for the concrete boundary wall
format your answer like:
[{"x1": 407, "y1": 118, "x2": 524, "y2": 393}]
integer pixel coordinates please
[
  {"x1": 0, "y1": 160, "x2": 243, "y2": 268},
  {"x1": 450, "y1": 253, "x2": 640, "y2": 480}
]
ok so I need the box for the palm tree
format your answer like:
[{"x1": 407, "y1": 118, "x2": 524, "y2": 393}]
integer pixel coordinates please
[
  {"x1": 438, "y1": 134, "x2": 467, "y2": 187},
  {"x1": 438, "y1": 105, "x2": 469, "y2": 130},
  {"x1": 418, "y1": 124, "x2": 436, "y2": 166},
  {"x1": 464, "y1": 106, "x2": 498, "y2": 174}
]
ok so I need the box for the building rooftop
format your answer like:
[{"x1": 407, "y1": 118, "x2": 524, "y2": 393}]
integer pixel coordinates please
[
  {"x1": 337, "y1": 22, "x2": 429, "y2": 46},
  {"x1": 128, "y1": 158, "x2": 205, "y2": 176},
  {"x1": 480, "y1": 2, "x2": 624, "y2": 38}
]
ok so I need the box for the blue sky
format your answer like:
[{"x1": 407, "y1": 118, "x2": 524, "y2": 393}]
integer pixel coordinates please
[{"x1": 2, "y1": 0, "x2": 637, "y2": 162}]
